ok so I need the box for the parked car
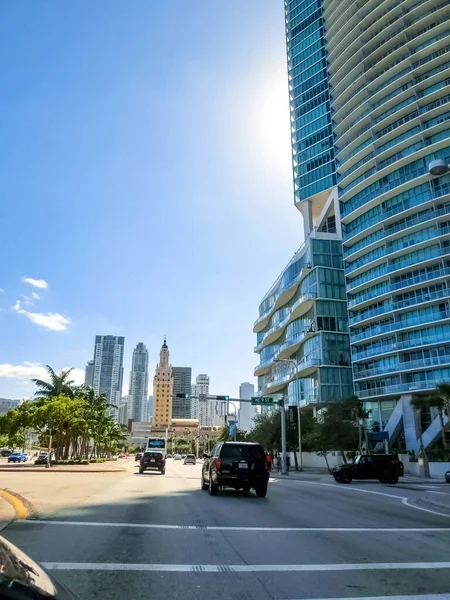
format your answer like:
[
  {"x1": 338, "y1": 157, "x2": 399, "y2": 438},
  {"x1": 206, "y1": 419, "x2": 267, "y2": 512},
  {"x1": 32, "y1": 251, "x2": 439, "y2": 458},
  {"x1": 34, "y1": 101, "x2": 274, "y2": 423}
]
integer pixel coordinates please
[
  {"x1": 201, "y1": 442, "x2": 270, "y2": 497},
  {"x1": 1, "y1": 449, "x2": 12, "y2": 457},
  {"x1": 445, "y1": 470, "x2": 450, "y2": 483},
  {"x1": 8, "y1": 453, "x2": 28, "y2": 463},
  {"x1": 184, "y1": 454, "x2": 196, "y2": 465},
  {"x1": 139, "y1": 451, "x2": 166, "y2": 474},
  {"x1": 174, "y1": 454, "x2": 182, "y2": 461},
  {"x1": 135, "y1": 452, "x2": 143, "y2": 461},
  {"x1": 331, "y1": 454, "x2": 404, "y2": 484}
]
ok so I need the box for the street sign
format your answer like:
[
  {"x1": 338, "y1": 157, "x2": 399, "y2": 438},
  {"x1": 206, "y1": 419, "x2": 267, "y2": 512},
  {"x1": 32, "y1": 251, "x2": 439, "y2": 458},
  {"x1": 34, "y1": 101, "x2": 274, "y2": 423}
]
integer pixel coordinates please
[{"x1": 251, "y1": 396, "x2": 273, "y2": 406}]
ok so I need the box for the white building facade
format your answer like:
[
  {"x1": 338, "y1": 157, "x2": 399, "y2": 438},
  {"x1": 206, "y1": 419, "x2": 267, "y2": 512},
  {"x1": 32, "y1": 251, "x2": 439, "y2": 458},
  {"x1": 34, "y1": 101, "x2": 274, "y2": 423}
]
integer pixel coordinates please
[{"x1": 238, "y1": 382, "x2": 257, "y2": 432}]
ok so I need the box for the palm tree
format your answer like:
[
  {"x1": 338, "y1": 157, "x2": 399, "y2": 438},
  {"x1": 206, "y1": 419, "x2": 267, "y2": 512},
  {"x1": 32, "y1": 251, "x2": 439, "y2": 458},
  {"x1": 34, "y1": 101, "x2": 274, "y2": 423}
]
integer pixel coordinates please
[
  {"x1": 431, "y1": 385, "x2": 450, "y2": 450},
  {"x1": 32, "y1": 366, "x2": 75, "y2": 399}
]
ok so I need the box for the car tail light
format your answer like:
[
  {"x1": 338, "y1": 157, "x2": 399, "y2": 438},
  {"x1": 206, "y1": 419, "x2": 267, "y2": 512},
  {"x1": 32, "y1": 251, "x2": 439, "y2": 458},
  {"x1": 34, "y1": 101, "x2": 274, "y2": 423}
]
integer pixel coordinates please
[{"x1": 215, "y1": 457, "x2": 221, "y2": 470}]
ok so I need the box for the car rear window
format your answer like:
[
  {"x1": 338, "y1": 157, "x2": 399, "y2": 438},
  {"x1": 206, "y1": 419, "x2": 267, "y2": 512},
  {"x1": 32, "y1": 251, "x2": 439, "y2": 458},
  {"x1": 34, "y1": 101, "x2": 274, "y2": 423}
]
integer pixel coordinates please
[
  {"x1": 186, "y1": 454, "x2": 195, "y2": 458},
  {"x1": 144, "y1": 452, "x2": 162, "y2": 457},
  {"x1": 221, "y1": 445, "x2": 265, "y2": 461}
]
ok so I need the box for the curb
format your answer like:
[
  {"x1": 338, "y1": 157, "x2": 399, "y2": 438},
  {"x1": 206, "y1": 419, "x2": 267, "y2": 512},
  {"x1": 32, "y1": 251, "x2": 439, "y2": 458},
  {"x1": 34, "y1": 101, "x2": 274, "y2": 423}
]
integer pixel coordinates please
[
  {"x1": 0, "y1": 468, "x2": 125, "y2": 473},
  {"x1": 0, "y1": 489, "x2": 30, "y2": 520}
]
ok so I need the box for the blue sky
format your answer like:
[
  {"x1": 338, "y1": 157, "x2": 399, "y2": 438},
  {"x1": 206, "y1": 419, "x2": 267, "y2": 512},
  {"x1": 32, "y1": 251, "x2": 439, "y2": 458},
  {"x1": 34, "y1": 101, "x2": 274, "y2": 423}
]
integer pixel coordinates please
[{"x1": 0, "y1": 1, "x2": 302, "y2": 399}]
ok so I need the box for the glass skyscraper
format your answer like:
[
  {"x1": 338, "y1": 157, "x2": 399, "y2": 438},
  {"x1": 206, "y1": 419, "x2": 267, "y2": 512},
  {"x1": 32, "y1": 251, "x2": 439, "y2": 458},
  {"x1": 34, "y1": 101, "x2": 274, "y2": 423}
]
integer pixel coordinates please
[{"x1": 255, "y1": 0, "x2": 450, "y2": 452}]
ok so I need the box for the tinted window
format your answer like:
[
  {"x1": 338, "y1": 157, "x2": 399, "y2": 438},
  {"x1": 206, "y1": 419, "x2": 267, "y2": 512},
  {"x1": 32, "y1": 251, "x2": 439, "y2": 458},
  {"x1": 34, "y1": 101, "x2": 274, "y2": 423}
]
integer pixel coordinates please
[{"x1": 221, "y1": 445, "x2": 265, "y2": 461}]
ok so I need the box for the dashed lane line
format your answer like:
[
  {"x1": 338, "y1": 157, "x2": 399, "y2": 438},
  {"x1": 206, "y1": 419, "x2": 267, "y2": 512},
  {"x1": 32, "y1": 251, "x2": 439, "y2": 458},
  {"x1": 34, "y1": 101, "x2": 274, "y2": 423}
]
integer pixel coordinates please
[
  {"x1": 284, "y1": 595, "x2": 450, "y2": 600},
  {"x1": 41, "y1": 561, "x2": 450, "y2": 572},
  {"x1": 22, "y1": 520, "x2": 450, "y2": 532}
]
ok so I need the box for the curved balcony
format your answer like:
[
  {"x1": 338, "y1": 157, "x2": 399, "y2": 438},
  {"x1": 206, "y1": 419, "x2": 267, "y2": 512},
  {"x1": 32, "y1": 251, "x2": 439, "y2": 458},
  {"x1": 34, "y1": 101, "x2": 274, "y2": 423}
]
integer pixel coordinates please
[
  {"x1": 253, "y1": 263, "x2": 312, "y2": 334},
  {"x1": 254, "y1": 354, "x2": 277, "y2": 377},
  {"x1": 255, "y1": 291, "x2": 317, "y2": 353},
  {"x1": 277, "y1": 329, "x2": 315, "y2": 360},
  {"x1": 354, "y1": 353, "x2": 450, "y2": 381}
]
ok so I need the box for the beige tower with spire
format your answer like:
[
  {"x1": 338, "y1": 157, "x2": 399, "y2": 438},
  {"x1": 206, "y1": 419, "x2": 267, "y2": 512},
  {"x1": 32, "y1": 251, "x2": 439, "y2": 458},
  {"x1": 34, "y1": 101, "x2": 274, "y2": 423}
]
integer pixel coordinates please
[{"x1": 153, "y1": 337, "x2": 173, "y2": 429}]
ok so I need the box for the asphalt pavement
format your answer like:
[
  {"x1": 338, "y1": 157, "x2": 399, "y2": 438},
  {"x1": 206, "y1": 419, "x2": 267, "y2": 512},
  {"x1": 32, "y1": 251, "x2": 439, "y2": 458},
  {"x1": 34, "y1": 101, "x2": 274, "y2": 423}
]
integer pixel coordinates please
[{"x1": 2, "y1": 459, "x2": 450, "y2": 600}]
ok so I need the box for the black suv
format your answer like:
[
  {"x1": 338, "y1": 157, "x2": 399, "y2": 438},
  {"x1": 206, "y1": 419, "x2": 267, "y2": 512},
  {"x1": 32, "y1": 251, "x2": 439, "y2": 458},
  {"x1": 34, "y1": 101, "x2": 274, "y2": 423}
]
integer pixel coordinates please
[
  {"x1": 332, "y1": 454, "x2": 404, "y2": 484},
  {"x1": 201, "y1": 442, "x2": 269, "y2": 497},
  {"x1": 139, "y1": 451, "x2": 166, "y2": 474}
]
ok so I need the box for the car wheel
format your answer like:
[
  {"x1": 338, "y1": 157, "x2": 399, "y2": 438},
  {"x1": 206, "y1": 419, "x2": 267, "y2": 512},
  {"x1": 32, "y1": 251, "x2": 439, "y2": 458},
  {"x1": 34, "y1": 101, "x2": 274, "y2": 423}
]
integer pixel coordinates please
[
  {"x1": 378, "y1": 478, "x2": 388, "y2": 484},
  {"x1": 387, "y1": 476, "x2": 398, "y2": 484},
  {"x1": 139, "y1": 468, "x2": 144, "y2": 474},
  {"x1": 201, "y1": 472, "x2": 208, "y2": 490},
  {"x1": 209, "y1": 474, "x2": 219, "y2": 496},
  {"x1": 340, "y1": 474, "x2": 352, "y2": 483},
  {"x1": 242, "y1": 485, "x2": 250, "y2": 493},
  {"x1": 161, "y1": 469, "x2": 165, "y2": 475},
  {"x1": 256, "y1": 484, "x2": 267, "y2": 498}
]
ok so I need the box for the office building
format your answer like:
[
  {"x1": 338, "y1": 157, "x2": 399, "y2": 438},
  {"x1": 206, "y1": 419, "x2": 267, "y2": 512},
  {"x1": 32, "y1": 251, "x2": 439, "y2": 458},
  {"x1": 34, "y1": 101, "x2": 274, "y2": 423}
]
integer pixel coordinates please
[
  {"x1": 191, "y1": 374, "x2": 210, "y2": 425},
  {"x1": 118, "y1": 395, "x2": 129, "y2": 426},
  {"x1": 152, "y1": 338, "x2": 173, "y2": 429},
  {"x1": 84, "y1": 360, "x2": 94, "y2": 388},
  {"x1": 238, "y1": 382, "x2": 257, "y2": 432},
  {"x1": 129, "y1": 342, "x2": 149, "y2": 422},
  {"x1": 90, "y1": 335, "x2": 125, "y2": 416},
  {"x1": 0, "y1": 398, "x2": 21, "y2": 415},
  {"x1": 171, "y1": 367, "x2": 192, "y2": 419},
  {"x1": 147, "y1": 396, "x2": 153, "y2": 420},
  {"x1": 325, "y1": 0, "x2": 450, "y2": 451}
]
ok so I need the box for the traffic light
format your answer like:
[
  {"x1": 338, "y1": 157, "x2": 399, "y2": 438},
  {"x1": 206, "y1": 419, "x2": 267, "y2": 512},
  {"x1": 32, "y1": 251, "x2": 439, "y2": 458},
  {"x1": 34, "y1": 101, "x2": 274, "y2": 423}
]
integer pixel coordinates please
[
  {"x1": 216, "y1": 395, "x2": 229, "y2": 401},
  {"x1": 175, "y1": 393, "x2": 190, "y2": 398}
]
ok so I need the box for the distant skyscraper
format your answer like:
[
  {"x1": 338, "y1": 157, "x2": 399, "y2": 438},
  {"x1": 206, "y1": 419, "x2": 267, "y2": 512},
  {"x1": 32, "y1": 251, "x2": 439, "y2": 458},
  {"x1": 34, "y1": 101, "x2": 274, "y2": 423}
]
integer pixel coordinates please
[
  {"x1": 172, "y1": 367, "x2": 192, "y2": 419},
  {"x1": 153, "y1": 338, "x2": 173, "y2": 429},
  {"x1": 191, "y1": 374, "x2": 210, "y2": 425},
  {"x1": 129, "y1": 342, "x2": 149, "y2": 422},
  {"x1": 118, "y1": 395, "x2": 129, "y2": 425},
  {"x1": 91, "y1": 335, "x2": 125, "y2": 418},
  {"x1": 147, "y1": 395, "x2": 153, "y2": 420},
  {"x1": 238, "y1": 382, "x2": 257, "y2": 432},
  {"x1": 0, "y1": 398, "x2": 21, "y2": 415},
  {"x1": 84, "y1": 360, "x2": 94, "y2": 388}
]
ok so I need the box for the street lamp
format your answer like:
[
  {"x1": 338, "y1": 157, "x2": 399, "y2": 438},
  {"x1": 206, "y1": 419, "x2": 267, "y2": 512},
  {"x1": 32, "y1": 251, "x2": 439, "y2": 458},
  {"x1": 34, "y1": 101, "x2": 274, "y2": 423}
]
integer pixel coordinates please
[
  {"x1": 428, "y1": 160, "x2": 450, "y2": 176},
  {"x1": 274, "y1": 358, "x2": 303, "y2": 471}
]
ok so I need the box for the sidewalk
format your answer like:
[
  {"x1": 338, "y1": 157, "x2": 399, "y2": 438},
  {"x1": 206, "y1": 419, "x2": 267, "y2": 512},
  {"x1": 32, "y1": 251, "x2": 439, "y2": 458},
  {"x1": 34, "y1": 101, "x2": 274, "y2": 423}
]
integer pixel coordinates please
[
  {"x1": 0, "y1": 495, "x2": 15, "y2": 531},
  {"x1": 271, "y1": 468, "x2": 448, "y2": 484},
  {"x1": 0, "y1": 459, "x2": 130, "y2": 473}
]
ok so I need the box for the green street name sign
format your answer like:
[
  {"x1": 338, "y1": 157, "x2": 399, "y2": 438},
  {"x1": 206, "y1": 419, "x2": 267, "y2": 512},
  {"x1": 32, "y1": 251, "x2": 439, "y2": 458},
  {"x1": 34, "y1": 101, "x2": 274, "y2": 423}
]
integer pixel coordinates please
[{"x1": 251, "y1": 396, "x2": 273, "y2": 406}]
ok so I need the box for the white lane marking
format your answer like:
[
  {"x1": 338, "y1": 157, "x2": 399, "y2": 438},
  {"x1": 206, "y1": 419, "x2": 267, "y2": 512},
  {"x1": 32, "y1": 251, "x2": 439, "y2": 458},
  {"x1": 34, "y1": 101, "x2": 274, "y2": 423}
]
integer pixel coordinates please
[
  {"x1": 428, "y1": 491, "x2": 447, "y2": 495},
  {"x1": 402, "y1": 497, "x2": 450, "y2": 518},
  {"x1": 284, "y1": 595, "x2": 450, "y2": 600},
  {"x1": 42, "y1": 561, "x2": 450, "y2": 572},
  {"x1": 23, "y1": 520, "x2": 450, "y2": 532},
  {"x1": 278, "y1": 478, "x2": 406, "y2": 500}
]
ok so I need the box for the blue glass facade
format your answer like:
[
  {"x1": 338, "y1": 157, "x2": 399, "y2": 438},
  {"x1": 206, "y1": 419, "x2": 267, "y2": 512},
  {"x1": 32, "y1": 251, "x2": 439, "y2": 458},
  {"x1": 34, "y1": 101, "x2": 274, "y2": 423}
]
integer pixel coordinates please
[
  {"x1": 325, "y1": 0, "x2": 450, "y2": 450},
  {"x1": 286, "y1": 0, "x2": 336, "y2": 203}
]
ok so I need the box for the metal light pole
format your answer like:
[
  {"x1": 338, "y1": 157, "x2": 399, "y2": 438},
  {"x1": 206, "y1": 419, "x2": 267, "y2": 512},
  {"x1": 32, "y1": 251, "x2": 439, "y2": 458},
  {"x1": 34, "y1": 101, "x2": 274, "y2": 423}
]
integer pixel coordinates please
[
  {"x1": 274, "y1": 358, "x2": 303, "y2": 471},
  {"x1": 279, "y1": 397, "x2": 288, "y2": 475}
]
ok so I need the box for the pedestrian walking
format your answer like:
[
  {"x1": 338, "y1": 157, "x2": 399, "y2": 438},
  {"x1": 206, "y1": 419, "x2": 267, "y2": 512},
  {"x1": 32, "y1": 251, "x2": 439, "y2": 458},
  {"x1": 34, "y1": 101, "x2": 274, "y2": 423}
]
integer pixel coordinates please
[
  {"x1": 286, "y1": 453, "x2": 290, "y2": 473},
  {"x1": 266, "y1": 451, "x2": 273, "y2": 471}
]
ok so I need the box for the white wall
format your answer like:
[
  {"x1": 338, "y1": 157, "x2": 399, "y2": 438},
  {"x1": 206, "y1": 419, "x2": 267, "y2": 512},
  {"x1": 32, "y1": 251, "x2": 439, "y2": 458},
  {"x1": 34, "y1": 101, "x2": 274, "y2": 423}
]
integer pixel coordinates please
[{"x1": 288, "y1": 451, "x2": 352, "y2": 470}]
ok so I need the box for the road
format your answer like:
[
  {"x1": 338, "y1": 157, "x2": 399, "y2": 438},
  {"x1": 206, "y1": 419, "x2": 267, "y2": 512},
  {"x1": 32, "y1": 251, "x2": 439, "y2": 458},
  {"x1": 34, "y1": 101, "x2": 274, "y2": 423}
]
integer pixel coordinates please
[{"x1": 2, "y1": 458, "x2": 450, "y2": 600}]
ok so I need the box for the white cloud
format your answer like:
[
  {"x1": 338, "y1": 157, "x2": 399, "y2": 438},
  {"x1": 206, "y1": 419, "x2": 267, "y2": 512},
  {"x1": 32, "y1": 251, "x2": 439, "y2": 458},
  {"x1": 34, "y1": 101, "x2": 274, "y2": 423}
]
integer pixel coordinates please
[
  {"x1": 0, "y1": 362, "x2": 49, "y2": 381},
  {"x1": 0, "y1": 363, "x2": 84, "y2": 386},
  {"x1": 22, "y1": 277, "x2": 48, "y2": 289},
  {"x1": 20, "y1": 294, "x2": 35, "y2": 307},
  {"x1": 0, "y1": 288, "x2": 5, "y2": 294},
  {"x1": 31, "y1": 292, "x2": 40, "y2": 300},
  {"x1": 13, "y1": 300, "x2": 70, "y2": 331}
]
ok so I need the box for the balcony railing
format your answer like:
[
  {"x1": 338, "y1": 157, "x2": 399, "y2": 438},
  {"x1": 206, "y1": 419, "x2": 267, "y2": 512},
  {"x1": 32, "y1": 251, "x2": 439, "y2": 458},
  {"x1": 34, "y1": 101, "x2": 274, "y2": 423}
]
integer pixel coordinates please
[
  {"x1": 349, "y1": 286, "x2": 450, "y2": 326},
  {"x1": 354, "y1": 353, "x2": 450, "y2": 380},
  {"x1": 357, "y1": 378, "x2": 449, "y2": 399},
  {"x1": 350, "y1": 307, "x2": 450, "y2": 343}
]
